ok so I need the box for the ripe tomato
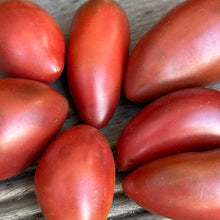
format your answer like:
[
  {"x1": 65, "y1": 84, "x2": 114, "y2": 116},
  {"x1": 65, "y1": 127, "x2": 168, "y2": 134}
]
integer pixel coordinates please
[
  {"x1": 0, "y1": 78, "x2": 68, "y2": 180},
  {"x1": 123, "y1": 148, "x2": 220, "y2": 220},
  {"x1": 35, "y1": 125, "x2": 115, "y2": 220},
  {"x1": 0, "y1": 0, "x2": 65, "y2": 84},
  {"x1": 124, "y1": 0, "x2": 220, "y2": 102},
  {"x1": 67, "y1": 0, "x2": 130, "y2": 128},
  {"x1": 117, "y1": 87, "x2": 220, "y2": 171}
]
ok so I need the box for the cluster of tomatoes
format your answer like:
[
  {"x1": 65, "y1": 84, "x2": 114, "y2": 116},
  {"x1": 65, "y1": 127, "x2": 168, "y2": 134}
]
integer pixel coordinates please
[{"x1": 1, "y1": 0, "x2": 220, "y2": 219}]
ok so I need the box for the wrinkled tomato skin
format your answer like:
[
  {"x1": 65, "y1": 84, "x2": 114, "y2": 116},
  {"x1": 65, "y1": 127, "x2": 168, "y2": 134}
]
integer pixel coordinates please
[
  {"x1": 35, "y1": 125, "x2": 115, "y2": 220},
  {"x1": 124, "y1": 0, "x2": 220, "y2": 102},
  {"x1": 123, "y1": 148, "x2": 220, "y2": 220},
  {"x1": 117, "y1": 88, "x2": 220, "y2": 171},
  {"x1": 67, "y1": 0, "x2": 130, "y2": 128},
  {"x1": 0, "y1": 0, "x2": 65, "y2": 84},
  {"x1": 0, "y1": 78, "x2": 69, "y2": 180}
]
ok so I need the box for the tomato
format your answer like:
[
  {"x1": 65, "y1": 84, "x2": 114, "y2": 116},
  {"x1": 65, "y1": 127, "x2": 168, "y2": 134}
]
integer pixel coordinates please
[
  {"x1": 67, "y1": 0, "x2": 130, "y2": 128},
  {"x1": 124, "y1": 0, "x2": 220, "y2": 102},
  {"x1": 0, "y1": 0, "x2": 65, "y2": 84},
  {"x1": 0, "y1": 78, "x2": 69, "y2": 180},
  {"x1": 35, "y1": 125, "x2": 115, "y2": 220},
  {"x1": 123, "y1": 148, "x2": 220, "y2": 220},
  {"x1": 117, "y1": 87, "x2": 220, "y2": 171}
]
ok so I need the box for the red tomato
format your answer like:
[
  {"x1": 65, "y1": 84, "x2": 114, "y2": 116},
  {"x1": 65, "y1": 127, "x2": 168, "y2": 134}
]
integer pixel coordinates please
[
  {"x1": 117, "y1": 88, "x2": 220, "y2": 171},
  {"x1": 67, "y1": 0, "x2": 130, "y2": 128},
  {"x1": 0, "y1": 78, "x2": 69, "y2": 180},
  {"x1": 124, "y1": 0, "x2": 220, "y2": 102},
  {"x1": 0, "y1": 0, "x2": 65, "y2": 84},
  {"x1": 123, "y1": 148, "x2": 220, "y2": 220},
  {"x1": 35, "y1": 125, "x2": 115, "y2": 220}
]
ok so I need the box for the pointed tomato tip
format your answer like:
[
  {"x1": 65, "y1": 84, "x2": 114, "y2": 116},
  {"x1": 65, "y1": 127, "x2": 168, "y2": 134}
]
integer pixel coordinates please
[{"x1": 81, "y1": 114, "x2": 111, "y2": 129}]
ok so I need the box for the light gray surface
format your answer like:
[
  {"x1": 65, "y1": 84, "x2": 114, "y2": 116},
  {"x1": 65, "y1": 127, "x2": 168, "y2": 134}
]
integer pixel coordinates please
[{"x1": 0, "y1": 0, "x2": 215, "y2": 219}]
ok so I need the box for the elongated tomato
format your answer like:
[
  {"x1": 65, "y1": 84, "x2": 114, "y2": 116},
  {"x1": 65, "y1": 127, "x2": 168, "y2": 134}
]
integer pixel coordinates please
[
  {"x1": 117, "y1": 87, "x2": 220, "y2": 171},
  {"x1": 125, "y1": 0, "x2": 220, "y2": 102},
  {"x1": 0, "y1": 78, "x2": 69, "y2": 180},
  {"x1": 67, "y1": 0, "x2": 130, "y2": 128},
  {"x1": 35, "y1": 125, "x2": 115, "y2": 220},
  {"x1": 0, "y1": 0, "x2": 65, "y2": 84},
  {"x1": 123, "y1": 148, "x2": 220, "y2": 220}
]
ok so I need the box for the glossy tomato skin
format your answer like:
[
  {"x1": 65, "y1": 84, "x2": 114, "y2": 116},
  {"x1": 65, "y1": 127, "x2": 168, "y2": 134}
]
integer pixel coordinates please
[
  {"x1": 123, "y1": 148, "x2": 220, "y2": 220},
  {"x1": 0, "y1": 78, "x2": 69, "y2": 180},
  {"x1": 0, "y1": 0, "x2": 65, "y2": 84},
  {"x1": 125, "y1": 0, "x2": 220, "y2": 102},
  {"x1": 67, "y1": 0, "x2": 130, "y2": 128},
  {"x1": 117, "y1": 87, "x2": 220, "y2": 171},
  {"x1": 35, "y1": 125, "x2": 115, "y2": 220}
]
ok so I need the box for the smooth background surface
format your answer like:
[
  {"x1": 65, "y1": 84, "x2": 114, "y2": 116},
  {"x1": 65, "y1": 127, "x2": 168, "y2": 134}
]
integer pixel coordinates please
[{"x1": 1, "y1": 0, "x2": 216, "y2": 219}]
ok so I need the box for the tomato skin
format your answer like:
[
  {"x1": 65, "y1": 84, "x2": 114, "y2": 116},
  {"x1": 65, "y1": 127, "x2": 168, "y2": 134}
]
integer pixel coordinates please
[
  {"x1": 123, "y1": 148, "x2": 220, "y2": 220},
  {"x1": 124, "y1": 0, "x2": 220, "y2": 102},
  {"x1": 0, "y1": 0, "x2": 65, "y2": 84},
  {"x1": 0, "y1": 78, "x2": 69, "y2": 180},
  {"x1": 35, "y1": 125, "x2": 115, "y2": 220},
  {"x1": 117, "y1": 87, "x2": 220, "y2": 171},
  {"x1": 67, "y1": 0, "x2": 130, "y2": 128}
]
